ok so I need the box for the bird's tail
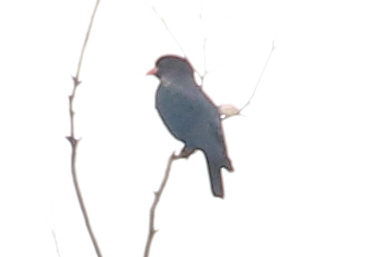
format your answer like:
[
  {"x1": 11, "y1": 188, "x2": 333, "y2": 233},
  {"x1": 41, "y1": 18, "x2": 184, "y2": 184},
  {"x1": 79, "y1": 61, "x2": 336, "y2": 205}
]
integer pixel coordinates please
[
  {"x1": 208, "y1": 161, "x2": 224, "y2": 198},
  {"x1": 205, "y1": 151, "x2": 233, "y2": 198}
]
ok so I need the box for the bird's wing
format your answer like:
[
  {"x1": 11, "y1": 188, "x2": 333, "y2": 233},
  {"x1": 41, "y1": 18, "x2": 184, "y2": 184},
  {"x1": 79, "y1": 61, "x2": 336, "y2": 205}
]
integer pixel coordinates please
[
  {"x1": 156, "y1": 84, "x2": 219, "y2": 145},
  {"x1": 156, "y1": 83, "x2": 233, "y2": 171}
]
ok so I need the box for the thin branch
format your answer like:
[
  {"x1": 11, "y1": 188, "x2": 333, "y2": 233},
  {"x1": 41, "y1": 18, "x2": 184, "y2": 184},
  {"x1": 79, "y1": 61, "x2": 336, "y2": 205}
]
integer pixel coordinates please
[
  {"x1": 150, "y1": 4, "x2": 187, "y2": 57},
  {"x1": 148, "y1": 2, "x2": 210, "y2": 83},
  {"x1": 199, "y1": 38, "x2": 208, "y2": 87},
  {"x1": 219, "y1": 41, "x2": 275, "y2": 120},
  {"x1": 47, "y1": 192, "x2": 61, "y2": 257},
  {"x1": 75, "y1": 0, "x2": 100, "y2": 79},
  {"x1": 66, "y1": 0, "x2": 102, "y2": 257},
  {"x1": 47, "y1": 211, "x2": 62, "y2": 257},
  {"x1": 143, "y1": 152, "x2": 183, "y2": 257},
  {"x1": 198, "y1": 2, "x2": 208, "y2": 87},
  {"x1": 50, "y1": 227, "x2": 62, "y2": 257},
  {"x1": 239, "y1": 40, "x2": 276, "y2": 113}
]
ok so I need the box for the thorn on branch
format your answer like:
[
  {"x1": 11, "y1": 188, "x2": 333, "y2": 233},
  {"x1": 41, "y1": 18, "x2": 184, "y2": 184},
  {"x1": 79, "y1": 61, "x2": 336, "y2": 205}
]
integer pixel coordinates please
[
  {"x1": 72, "y1": 75, "x2": 82, "y2": 86},
  {"x1": 66, "y1": 136, "x2": 78, "y2": 145}
]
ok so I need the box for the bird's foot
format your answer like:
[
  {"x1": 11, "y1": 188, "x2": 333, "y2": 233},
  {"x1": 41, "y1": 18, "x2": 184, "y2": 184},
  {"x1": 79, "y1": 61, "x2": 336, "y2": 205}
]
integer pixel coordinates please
[{"x1": 178, "y1": 146, "x2": 195, "y2": 159}]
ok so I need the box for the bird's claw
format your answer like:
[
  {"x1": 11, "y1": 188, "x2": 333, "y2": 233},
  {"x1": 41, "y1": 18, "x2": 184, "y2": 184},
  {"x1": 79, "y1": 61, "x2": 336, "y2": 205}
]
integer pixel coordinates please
[{"x1": 178, "y1": 146, "x2": 195, "y2": 159}]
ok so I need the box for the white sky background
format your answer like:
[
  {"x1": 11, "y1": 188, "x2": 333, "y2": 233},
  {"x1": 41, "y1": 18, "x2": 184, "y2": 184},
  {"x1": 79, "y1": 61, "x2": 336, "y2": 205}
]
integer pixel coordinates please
[{"x1": 0, "y1": 0, "x2": 386, "y2": 256}]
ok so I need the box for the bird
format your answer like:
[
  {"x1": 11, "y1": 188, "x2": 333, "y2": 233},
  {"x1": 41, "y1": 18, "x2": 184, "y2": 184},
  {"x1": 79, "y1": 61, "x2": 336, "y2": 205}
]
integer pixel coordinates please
[{"x1": 147, "y1": 55, "x2": 233, "y2": 198}]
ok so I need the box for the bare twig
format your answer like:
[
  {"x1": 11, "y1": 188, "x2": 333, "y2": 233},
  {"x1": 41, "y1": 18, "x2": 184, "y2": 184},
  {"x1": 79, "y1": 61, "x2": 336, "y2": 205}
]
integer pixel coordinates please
[
  {"x1": 66, "y1": 0, "x2": 102, "y2": 257},
  {"x1": 75, "y1": 0, "x2": 100, "y2": 78},
  {"x1": 50, "y1": 227, "x2": 62, "y2": 257},
  {"x1": 239, "y1": 40, "x2": 275, "y2": 113},
  {"x1": 199, "y1": 38, "x2": 208, "y2": 87},
  {"x1": 148, "y1": 2, "x2": 211, "y2": 84},
  {"x1": 219, "y1": 40, "x2": 275, "y2": 120},
  {"x1": 143, "y1": 152, "x2": 183, "y2": 257},
  {"x1": 47, "y1": 197, "x2": 62, "y2": 257},
  {"x1": 198, "y1": 3, "x2": 208, "y2": 87},
  {"x1": 150, "y1": 4, "x2": 187, "y2": 57}
]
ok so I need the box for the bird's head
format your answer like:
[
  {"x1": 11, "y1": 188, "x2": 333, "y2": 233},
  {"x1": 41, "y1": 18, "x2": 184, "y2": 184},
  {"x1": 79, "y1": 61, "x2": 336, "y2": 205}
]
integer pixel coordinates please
[{"x1": 147, "y1": 55, "x2": 195, "y2": 82}]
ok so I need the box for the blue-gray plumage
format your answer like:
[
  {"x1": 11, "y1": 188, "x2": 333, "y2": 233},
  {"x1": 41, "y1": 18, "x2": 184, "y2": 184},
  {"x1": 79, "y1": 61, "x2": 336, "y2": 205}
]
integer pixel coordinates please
[{"x1": 147, "y1": 55, "x2": 233, "y2": 198}]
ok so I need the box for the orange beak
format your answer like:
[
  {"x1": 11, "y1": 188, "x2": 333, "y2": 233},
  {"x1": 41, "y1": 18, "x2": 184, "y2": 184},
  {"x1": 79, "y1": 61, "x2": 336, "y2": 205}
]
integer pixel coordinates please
[{"x1": 146, "y1": 67, "x2": 158, "y2": 76}]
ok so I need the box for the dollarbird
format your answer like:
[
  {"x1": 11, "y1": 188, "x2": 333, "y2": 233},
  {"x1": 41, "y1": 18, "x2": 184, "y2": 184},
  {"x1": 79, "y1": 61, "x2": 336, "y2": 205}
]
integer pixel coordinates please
[{"x1": 147, "y1": 55, "x2": 233, "y2": 198}]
